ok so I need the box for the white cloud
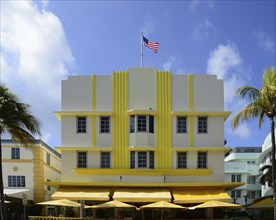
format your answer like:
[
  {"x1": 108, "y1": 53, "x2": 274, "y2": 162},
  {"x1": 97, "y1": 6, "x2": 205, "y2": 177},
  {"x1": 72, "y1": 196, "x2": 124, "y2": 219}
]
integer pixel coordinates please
[
  {"x1": 141, "y1": 14, "x2": 159, "y2": 36},
  {"x1": 207, "y1": 42, "x2": 253, "y2": 140},
  {"x1": 188, "y1": 0, "x2": 214, "y2": 13},
  {"x1": 193, "y1": 18, "x2": 216, "y2": 40},
  {"x1": 163, "y1": 57, "x2": 185, "y2": 74},
  {"x1": 1, "y1": 1, "x2": 75, "y2": 146},
  {"x1": 253, "y1": 28, "x2": 275, "y2": 53}
]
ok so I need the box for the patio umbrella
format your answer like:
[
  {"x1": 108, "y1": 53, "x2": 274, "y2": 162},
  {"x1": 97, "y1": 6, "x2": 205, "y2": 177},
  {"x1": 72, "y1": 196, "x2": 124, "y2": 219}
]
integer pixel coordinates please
[
  {"x1": 188, "y1": 200, "x2": 241, "y2": 220},
  {"x1": 37, "y1": 199, "x2": 81, "y2": 207},
  {"x1": 86, "y1": 200, "x2": 137, "y2": 219},
  {"x1": 188, "y1": 200, "x2": 241, "y2": 210},
  {"x1": 139, "y1": 201, "x2": 186, "y2": 220},
  {"x1": 86, "y1": 200, "x2": 137, "y2": 209}
]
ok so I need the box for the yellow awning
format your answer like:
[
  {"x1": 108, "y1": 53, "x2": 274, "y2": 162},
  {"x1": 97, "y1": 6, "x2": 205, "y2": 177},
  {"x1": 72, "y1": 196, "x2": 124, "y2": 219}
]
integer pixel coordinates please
[
  {"x1": 172, "y1": 188, "x2": 230, "y2": 204},
  {"x1": 51, "y1": 187, "x2": 111, "y2": 201},
  {"x1": 112, "y1": 188, "x2": 171, "y2": 202},
  {"x1": 247, "y1": 197, "x2": 273, "y2": 209}
]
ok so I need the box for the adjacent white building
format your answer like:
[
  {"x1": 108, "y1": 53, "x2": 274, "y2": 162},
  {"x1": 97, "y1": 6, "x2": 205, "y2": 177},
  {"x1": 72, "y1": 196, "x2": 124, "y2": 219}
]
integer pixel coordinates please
[
  {"x1": 257, "y1": 129, "x2": 276, "y2": 197},
  {"x1": 224, "y1": 147, "x2": 262, "y2": 207},
  {"x1": 2, "y1": 139, "x2": 61, "y2": 203}
]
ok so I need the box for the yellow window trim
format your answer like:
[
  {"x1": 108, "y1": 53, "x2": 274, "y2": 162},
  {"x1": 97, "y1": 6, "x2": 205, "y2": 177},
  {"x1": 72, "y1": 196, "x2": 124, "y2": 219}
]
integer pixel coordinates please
[
  {"x1": 54, "y1": 111, "x2": 113, "y2": 120},
  {"x1": 172, "y1": 147, "x2": 231, "y2": 153},
  {"x1": 171, "y1": 111, "x2": 231, "y2": 121},
  {"x1": 127, "y1": 109, "x2": 157, "y2": 116}
]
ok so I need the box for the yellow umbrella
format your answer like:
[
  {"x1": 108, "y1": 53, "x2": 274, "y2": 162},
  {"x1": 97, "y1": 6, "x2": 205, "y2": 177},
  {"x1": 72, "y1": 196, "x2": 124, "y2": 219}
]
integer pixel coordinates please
[
  {"x1": 188, "y1": 200, "x2": 241, "y2": 220},
  {"x1": 139, "y1": 201, "x2": 186, "y2": 220},
  {"x1": 37, "y1": 199, "x2": 81, "y2": 207},
  {"x1": 86, "y1": 200, "x2": 137, "y2": 219},
  {"x1": 86, "y1": 200, "x2": 137, "y2": 209},
  {"x1": 140, "y1": 201, "x2": 186, "y2": 209},
  {"x1": 188, "y1": 200, "x2": 241, "y2": 210}
]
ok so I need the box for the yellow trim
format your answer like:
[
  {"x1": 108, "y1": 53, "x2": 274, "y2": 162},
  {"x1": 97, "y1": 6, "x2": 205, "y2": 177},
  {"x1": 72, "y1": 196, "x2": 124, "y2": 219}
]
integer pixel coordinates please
[
  {"x1": 128, "y1": 147, "x2": 156, "y2": 151},
  {"x1": 33, "y1": 147, "x2": 45, "y2": 203},
  {"x1": 47, "y1": 182, "x2": 243, "y2": 191},
  {"x1": 172, "y1": 147, "x2": 231, "y2": 153},
  {"x1": 112, "y1": 71, "x2": 128, "y2": 168},
  {"x1": 172, "y1": 111, "x2": 231, "y2": 121},
  {"x1": 2, "y1": 159, "x2": 33, "y2": 163},
  {"x1": 188, "y1": 75, "x2": 194, "y2": 147},
  {"x1": 127, "y1": 109, "x2": 157, "y2": 115},
  {"x1": 54, "y1": 111, "x2": 112, "y2": 120},
  {"x1": 92, "y1": 75, "x2": 97, "y2": 147},
  {"x1": 156, "y1": 71, "x2": 172, "y2": 169},
  {"x1": 74, "y1": 168, "x2": 211, "y2": 176},
  {"x1": 55, "y1": 147, "x2": 112, "y2": 153}
]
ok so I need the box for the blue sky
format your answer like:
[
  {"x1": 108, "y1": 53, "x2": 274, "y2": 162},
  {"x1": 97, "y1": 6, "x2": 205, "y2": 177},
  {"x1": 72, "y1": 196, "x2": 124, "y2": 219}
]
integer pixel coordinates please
[{"x1": 1, "y1": 0, "x2": 275, "y2": 149}]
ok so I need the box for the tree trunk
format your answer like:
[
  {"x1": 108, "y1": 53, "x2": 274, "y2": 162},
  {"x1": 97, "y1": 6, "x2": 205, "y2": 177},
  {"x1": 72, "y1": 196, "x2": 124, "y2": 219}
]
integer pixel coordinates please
[
  {"x1": 270, "y1": 117, "x2": 276, "y2": 220},
  {"x1": 0, "y1": 136, "x2": 7, "y2": 220}
]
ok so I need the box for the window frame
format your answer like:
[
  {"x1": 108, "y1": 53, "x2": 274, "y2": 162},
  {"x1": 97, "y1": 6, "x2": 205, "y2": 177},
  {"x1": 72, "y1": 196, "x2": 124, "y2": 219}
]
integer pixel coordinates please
[
  {"x1": 198, "y1": 116, "x2": 208, "y2": 133},
  {"x1": 77, "y1": 151, "x2": 87, "y2": 168},
  {"x1": 129, "y1": 115, "x2": 154, "y2": 134},
  {"x1": 197, "y1": 152, "x2": 207, "y2": 168},
  {"x1": 130, "y1": 151, "x2": 155, "y2": 169},
  {"x1": 11, "y1": 148, "x2": 20, "y2": 159},
  {"x1": 77, "y1": 116, "x2": 87, "y2": 133},
  {"x1": 100, "y1": 152, "x2": 111, "y2": 168},
  {"x1": 177, "y1": 152, "x2": 187, "y2": 169},
  {"x1": 100, "y1": 116, "x2": 110, "y2": 133},
  {"x1": 177, "y1": 116, "x2": 187, "y2": 133},
  {"x1": 46, "y1": 153, "x2": 51, "y2": 165},
  {"x1": 8, "y1": 175, "x2": 26, "y2": 187}
]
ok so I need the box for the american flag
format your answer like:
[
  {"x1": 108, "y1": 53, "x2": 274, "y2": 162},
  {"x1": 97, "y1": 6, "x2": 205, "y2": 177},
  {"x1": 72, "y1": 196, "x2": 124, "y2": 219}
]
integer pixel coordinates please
[{"x1": 143, "y1": 36, "x2": 159, "y2": 53}]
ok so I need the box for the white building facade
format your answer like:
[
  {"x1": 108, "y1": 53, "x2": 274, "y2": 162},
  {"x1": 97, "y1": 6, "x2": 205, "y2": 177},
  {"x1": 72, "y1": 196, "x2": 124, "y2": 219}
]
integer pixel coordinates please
[
  {"x1": 2, "y1": 139, "x2": 61, "y2": 203},
  {"x1": 258, "y1": 129, "x2": 276, "y2": 197},
  {"x1": 52, "y1": 68, "x2": 241, "y2": 218},
  {"x1": 224, "y1": 147, "x2": 262, "y2": 207}
]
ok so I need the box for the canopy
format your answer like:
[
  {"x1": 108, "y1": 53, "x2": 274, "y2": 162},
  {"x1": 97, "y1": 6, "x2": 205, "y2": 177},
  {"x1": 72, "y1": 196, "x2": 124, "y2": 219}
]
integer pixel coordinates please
[
  {"x1": 86, "y1": 200, "x2": 137, "y2": 209},
  {"x1": 51, "y1": 187, "x2": 111, "y2": 201},
  {"x1": 188, "y1": 200, "x2": 241, "y2": 210},
  {"x1": 140, "y1": 201, "x2": 186, "y2": 209},
  {"x1": 4, "y1": 188, "x2": 32, "y2": 199},
  {"x1": 172, "y1": 188, "x2": 230, "y2": 204},
  {"x1": 113, "y1": 188, "x2": 171, "y2": 202},
  {"x1": 247, "y1": 197, "x2": 273, "y2": 209},
  {"x1": 37, "y1": 199, "x2": 81, "y2": 207}
]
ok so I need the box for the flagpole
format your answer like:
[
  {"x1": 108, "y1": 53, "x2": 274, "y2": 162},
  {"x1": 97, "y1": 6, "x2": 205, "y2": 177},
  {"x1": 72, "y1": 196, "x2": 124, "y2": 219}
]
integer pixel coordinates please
[{"x1": 141, "y1": 32, "x2": 143, "y2": 67}]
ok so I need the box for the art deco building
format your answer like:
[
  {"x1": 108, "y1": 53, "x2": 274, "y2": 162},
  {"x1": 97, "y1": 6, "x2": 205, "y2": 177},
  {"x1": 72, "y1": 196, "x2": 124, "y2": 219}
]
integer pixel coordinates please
[{"x1": 51, "y1": 67, "x2": 241, "y2": 207}]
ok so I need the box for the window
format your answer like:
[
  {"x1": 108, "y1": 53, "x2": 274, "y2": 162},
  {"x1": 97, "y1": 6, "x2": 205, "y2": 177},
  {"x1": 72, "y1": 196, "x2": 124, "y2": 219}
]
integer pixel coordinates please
[
  {"x1": 177, "y1": 117, "x2": 187, "y2": 133},
  {"x1": 198, "y1": 117, "x2": 207, "y2": 133},
  {"x1": 11, "y1": 148, "x2": 20, "y2": 159},
  {"x1": 100, "y1": 117, "x2": 110, "y2": 133},
  {"x1": 47, "y1": 153, "x2": 50, "y2": 165},
  {"x1": 231, "y1": 190, "x2": 241, "y2": 198},
  {"x1": 8, "y1": 176, "x2": 25, "y2": 187},
  {"x1": 248, "y1": 191, "x2": 256, "y2": 200},
  {"x1": 247, "y1": 176, "x2": 256, "y2": 184},
  {"x1": 232, "y1": 174, "x2": 242, "y2": 182},
  {"x1": 129, "y1": 115, "x2": 154, "y2": 133},
  {"x1": 197, "y1": 152, "x2": 207, "y2": 168},
  {"x1": 130, "y1": 116, "x2": 135, "y2": 133},
  {"x1": 130, "y1": 151, "x2": 154, "y2": 169},
  {"x1": 101, "y1": 152, "x2": 111, "y2": 168},
  {"x1": 177, "y1": 152, "x2": 187, "y2": 168},
  {"x1": 77, "y1": 116, "x2": 86, "y2": 133},
  {"x1": 77, "y1": 152, "x2": 87, "y2": 168},
  {"x1": 47, "y1": 179, "x2": 51, "y2": 191}
]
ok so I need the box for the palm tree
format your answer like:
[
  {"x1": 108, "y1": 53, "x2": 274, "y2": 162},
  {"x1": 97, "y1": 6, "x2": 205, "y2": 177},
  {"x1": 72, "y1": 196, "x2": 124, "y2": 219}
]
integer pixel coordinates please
[
  {"x1": 259, "y1": 164, "x2": 272, "y2": 187},
  {"x1": 0, "y1": 84, "x2": 41, "y2": 220},
  {"x1": 232, "y1": 66, "x2": 276, "y2": 218}
]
